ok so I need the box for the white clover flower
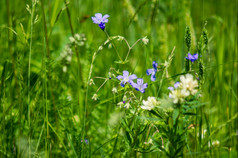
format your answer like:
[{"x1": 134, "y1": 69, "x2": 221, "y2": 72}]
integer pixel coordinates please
[
  {"x1": 112, "y1": 87, "x2": 118, "y2": 94},
  {"x1": 92, "y1": 94, "x2": 98, "y2": 100},
  {"x1": 180, "y1": 74, "x2": 198, "y2": 95},
  {"x1": 142, "y1": 36, "x2": 149, "y2": 45},
  {"x1": 141, "y1": 96, "x2": 159, "y2": 110},
  {"x1": 169, "y1": 89, "x2": 189, "y2": 104}
]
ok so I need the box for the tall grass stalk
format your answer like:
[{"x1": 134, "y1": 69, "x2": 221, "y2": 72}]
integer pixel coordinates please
[{"x1": 27, "y1": 0, "x2": 36, "y2": 157}]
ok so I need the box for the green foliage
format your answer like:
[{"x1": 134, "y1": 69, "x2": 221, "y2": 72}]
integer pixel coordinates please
[{"x1": 0, "y1": 0, "x2": 237, "y2": 157}]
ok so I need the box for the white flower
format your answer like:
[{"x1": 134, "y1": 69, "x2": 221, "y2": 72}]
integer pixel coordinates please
[
  {"x1": 144, "y1": 139, "x2": 153, "y2": 145},
  {"x1": 117, "y1": 36, "x2": 124, "y2": 41},
  {"x1": 69, "y1": 37, "x2": 75, "y2": 43},
  {"x1": 124, "y1": 103, "x2": 130, "y2": 109},
  {"x1": 117, "y1": 101, "x2": 124, "y2": 108},
  {"x1": 212, "y1": 140, "x2": 220, "y2": 147},
  {"x1": 169, "y1": 89, "x2": 189, "y2": 104},
  {"x1": 89, "y1": 79, "x2": 95, "y2": 86},
  {"x1": 62, "y1": 66, "x2": 67, "y2": 72},
  {"x1": 180, "y1": 74, "x2": 198, "y2": 95},
  {"x1": 142, "y1": 36, "x2": 149, "y2": 45},
  {"x1": 98, "y1": 46, "x2": 103, "y2": 51},
  {"x1": 141, "y1": 96, "x2": 159, "y2": 110},
  {"x1": 92, "y1": 94, "x2": 98, "y2": 100},
  {"x1": 112, "y1": 87, "x2": 118, "y2": 94}
]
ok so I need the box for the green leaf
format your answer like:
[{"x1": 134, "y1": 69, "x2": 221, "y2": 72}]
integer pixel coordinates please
[{"x1": 172, "y1": 109, "x2": 179, "y2": 126}]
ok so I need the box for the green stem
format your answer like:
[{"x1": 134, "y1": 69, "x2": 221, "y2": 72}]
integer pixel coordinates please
[
  {"x1": 28, "y1": 0, "x2": 36, "y2": 157},
  {"x1": 104, "y1": 30, "x2": 122, "y2": 61}
]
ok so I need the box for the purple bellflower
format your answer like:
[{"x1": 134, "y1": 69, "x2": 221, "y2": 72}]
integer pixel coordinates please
[
  {"x1": 91, "y1": 13, "x2": 109, "y2": 30},
  {"x1": 131, "y1": 78, "x2": 148, "y2": 93},
  {"x1": 168, "y1": 82, "x2": 180, "y2": 91},
  {"x1": 146, "y1": 61, "x2": 158, "y2": 81},
  {"x1": 116, "y1": 71, "x2": 137, "y2": 87},
  {"x1": 185, "y1": 53, "x2": 198, "y2": 63}
]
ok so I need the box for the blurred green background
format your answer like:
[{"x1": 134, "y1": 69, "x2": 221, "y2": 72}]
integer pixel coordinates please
[{"x1": 0, "y1": 0, "x2": 237, "y2": 157}]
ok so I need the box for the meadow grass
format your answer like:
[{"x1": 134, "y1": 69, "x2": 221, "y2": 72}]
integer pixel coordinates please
[{"x1": 0, "y1": 0, "x2": 237, "y2": 157}]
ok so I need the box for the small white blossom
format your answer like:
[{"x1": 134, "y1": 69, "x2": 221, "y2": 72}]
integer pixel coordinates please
[
  {"x1": 89, "y1": 79, "x2": 95, "y2": 86},
  {"x1": 98, "y1": 46, "x2": 103, "y2": 51},
  {"x1": 117, "y1": 101, "x2": 124, "y2": 108},
  {"x1": 212, "y1": 140, "x2": 220, "y2": 147},
  {"x1": 92, "y1": 94, "x2": 98, "y2": 100},
  {"x1": 142, "y1": 36, "x2": 149, "y2": 45},
  {"x1": 141, "y1": 96, "x2": 159, "y2": 110},
  {"x1": 117, "y1": 36, "x2": 124, "y2": 41},
  {"x1": 144, "y1": 139, "x2": 153, "y2": 145},
  {"x1": 112, "y1": 87, "x2": 118, "y2": 94},
  {"x1": 69, "y1": 37, "x2": 75, "y2": 43},
  {"x1": 62, "y1": 66, "x2": 67, "y2": 72},
  {"x1": 180, "y1": 74, "x2": 198, "y2": 95},
  {"x1": 124, "y1": 103, "x2": 130, "y2": 109},
  {"x1": 123, "y1": 95, "x2": 127, "y2": 102},
  {"x1": 108, "y1": 43, "x2": 112, "y2": 49},
  {"x1": 66, "y1": 55, "x2": 72, "y2": 62},
  {"x1": 169, "y1": 89, "x2": 189, "y2": 104}
]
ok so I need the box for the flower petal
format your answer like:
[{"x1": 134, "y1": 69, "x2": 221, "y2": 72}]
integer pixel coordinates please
[
  {"x1": 98, "y1": 22, "x2": 105, "y2": 30},
  {"x1": 152, "y1": 61, "x2": 158, "y2": 70},
  {"x1": 151, "y1": 73, "x2": 156, "y2": 81},
  {"x1": 116, "y1": 75, "x2": 123, "y2": 80},
  {"x1": 123, "y1": 71, "x2": 129, "y2": 77},
  {"x1": 129, "y1": 74, "x2": 137, "y2": 80},
  {"x1": 95, "y1": 13, "x2": 102, "y2": 19},
  {"x1": 91, "y1": 17, "x2": 100, "y2": 24},
  {"x1": 174, "y1": 82, "x2": 180, "y2": 88},
  {"x1": 130, "y1": 81, "x2": 137, "y2": 88},
  {"x1": 193, "y1": 53, "x2": 198, "y2": 59},
  {"x1": 102, "y1": 14, "x2": 109, "y2": 23},
  {"x1": 120, "y1": 82, "x2": 125, "y2": 87},
  {"x1": 168, "y1": 87, "x2": 174, "y2": 91},
  {"x1": 142, "y1": 83, "x2": 148, "y2": 89},
  {"x1": 146, "y1": 69, "x2": 154, "y2": 75},
  {"x1": 140, "y1": 89, "x2": 145, "y2": 93},
  {"x1": 187, "y1": 53, "x2": 193, "y2": 59},
  {"x1": 137, "y1": 78, "x2": 144, "y2": 85}
]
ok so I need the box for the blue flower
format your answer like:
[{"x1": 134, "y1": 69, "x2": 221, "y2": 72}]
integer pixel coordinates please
[
  {"x1": 116, "y1": 71, "x2": 137, "y2": 87},
  {"x1": 91, "y1": 13, "x2": 109, "y2": 30},
  {"x1": 185, "y1": 53, "x2": 198, "y2": 63},
  {"x1": 146, "y1": 61, "x2": 158, "y2": 81},
  {"x1": 131, "y1": 78, "x2": 148, "y2": 93},
  {"x1": 81, "y1": 139, "x2": 89, "y2": 145},
  {"x1": 168, "y1": 82, "x2": 180, "y2": 91}
]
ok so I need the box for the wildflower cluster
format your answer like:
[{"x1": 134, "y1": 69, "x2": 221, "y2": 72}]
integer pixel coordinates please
[
  {"x1": 116, "y1": 70, "x2": 148, "y2": 93},
  {"x1": 59, "y1": 33, "x2": 86, "y2": 72},
  {"x1": 168, "y1": 74, "x2": 198, "y2": 104},
  {"x1": 89, "y1": 13, "x2": 210, "y2": 158}
]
